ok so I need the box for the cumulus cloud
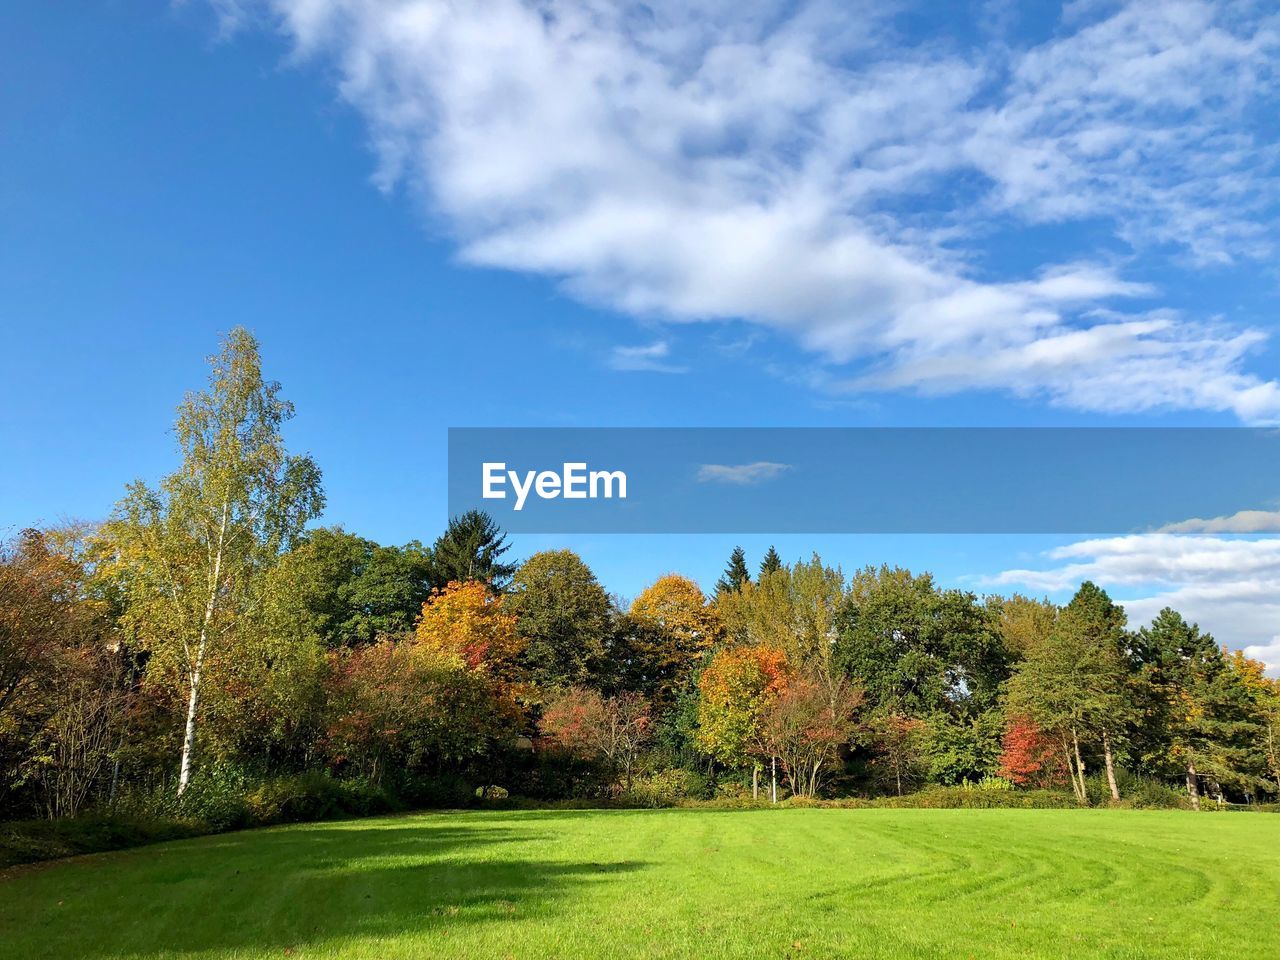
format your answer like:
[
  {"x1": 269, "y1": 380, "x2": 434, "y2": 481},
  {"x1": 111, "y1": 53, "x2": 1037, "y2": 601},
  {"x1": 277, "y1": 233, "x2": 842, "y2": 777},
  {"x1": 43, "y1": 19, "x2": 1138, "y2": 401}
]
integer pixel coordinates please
[
  {"x1": 990, "y1": 534, "x2": 1280, "y2": 674},
  {"x1": 223, "y1": 0, "x2": 1280, "y2": 419},
  {"x1": 696, "y1": 461, "x2": 792, "y2": 485}
]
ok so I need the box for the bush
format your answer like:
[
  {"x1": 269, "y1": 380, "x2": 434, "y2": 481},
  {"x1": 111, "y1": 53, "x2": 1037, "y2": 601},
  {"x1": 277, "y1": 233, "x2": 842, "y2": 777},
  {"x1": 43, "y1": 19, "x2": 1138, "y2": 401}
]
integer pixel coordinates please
[
  {"x1": 244, "y1": 772, "x2": 397, "y2": 825},
  {"x1": 394, "y1": 772, "x2": 475, "y2": 809},
  {"x1": 1124, "y1": 777, "x2": 1189, "y2": 810},
  {"x1": 857, "y1": 787, "x2": 1078, "y2": 809},
  {"x1": 0, "y1": 815, "x2": 205, "y2": 869},
  {"x1": 620, "y1": 769, "x2": 703, "y2": 808}
]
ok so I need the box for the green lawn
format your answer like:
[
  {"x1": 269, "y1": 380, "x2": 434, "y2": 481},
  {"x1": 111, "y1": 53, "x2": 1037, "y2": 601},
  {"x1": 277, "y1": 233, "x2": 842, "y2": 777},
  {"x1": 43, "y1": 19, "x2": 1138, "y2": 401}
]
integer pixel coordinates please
[{"x1": 2, "y1": 807, "x2": 1278, "y2": 959}]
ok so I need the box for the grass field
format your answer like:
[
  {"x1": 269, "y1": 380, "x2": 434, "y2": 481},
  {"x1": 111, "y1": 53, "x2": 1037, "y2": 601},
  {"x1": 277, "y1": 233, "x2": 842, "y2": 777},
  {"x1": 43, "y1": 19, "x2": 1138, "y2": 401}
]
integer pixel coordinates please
[{"x1": 1, "y1": 807, "x2": 1278, "y2": 959}]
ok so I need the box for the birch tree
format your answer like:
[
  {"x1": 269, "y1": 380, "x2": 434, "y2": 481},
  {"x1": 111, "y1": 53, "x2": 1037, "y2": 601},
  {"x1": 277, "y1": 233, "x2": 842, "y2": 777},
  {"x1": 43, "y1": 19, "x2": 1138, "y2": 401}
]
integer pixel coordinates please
[{"x1": 99, "y1": 328, "x2": 322, "y2": 795}]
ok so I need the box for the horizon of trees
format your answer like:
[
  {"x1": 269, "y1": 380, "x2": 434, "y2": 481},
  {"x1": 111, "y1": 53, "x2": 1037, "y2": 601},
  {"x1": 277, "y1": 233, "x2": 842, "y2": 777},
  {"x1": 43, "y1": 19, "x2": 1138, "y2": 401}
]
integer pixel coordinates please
[{"x1": 2, "y1": 329, "x2": 1278, "y2": 822}]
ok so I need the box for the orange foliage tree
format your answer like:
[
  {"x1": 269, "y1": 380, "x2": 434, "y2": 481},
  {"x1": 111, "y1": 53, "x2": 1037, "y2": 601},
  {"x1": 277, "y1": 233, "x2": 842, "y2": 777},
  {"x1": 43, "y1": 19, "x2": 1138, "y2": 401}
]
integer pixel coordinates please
[{"x1": 696, "y1": 645, "x2": 789, "y2": 771}]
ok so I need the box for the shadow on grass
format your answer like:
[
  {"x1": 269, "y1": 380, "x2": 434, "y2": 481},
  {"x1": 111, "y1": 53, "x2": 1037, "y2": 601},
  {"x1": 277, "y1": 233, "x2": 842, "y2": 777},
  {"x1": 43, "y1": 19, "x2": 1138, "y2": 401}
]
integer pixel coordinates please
[{"x1": 4, "y1": 814, "x2": 648, "y2": 960}]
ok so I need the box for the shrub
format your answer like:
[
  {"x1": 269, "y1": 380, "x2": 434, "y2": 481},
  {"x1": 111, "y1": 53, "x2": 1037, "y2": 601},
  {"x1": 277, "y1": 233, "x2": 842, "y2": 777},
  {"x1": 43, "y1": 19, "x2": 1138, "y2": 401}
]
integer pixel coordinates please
[
  {"x1": 0, "y1": 815, "x2": 205, "y2": 869},
  {"x1": 620, "y1": 769, "x2": 702, "y2": 808}
]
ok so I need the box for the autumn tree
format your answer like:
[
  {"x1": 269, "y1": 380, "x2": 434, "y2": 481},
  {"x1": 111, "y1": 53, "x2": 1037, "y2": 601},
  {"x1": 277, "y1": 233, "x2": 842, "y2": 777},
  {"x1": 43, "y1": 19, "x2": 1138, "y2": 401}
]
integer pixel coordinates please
[
  {"x1": 759, "y1": 671, "x2": 862, "y2": 798},
  {"x1": 98, "y1": 329, "x2": 323, "y2": 795},
  {"x1": 716, "y1": 555, "x2": 845, "y2": 674},
  {"x1": 628, "y1": 575, "x2": 724, "y2": 706},
  {"x1": 696, "y1": 645, "x2": 789, "y2": 798},
  {"x1": 506, "y1": 550, "x2": 611, "y2": 689},
  {"x1": 414, "y1": 580, "x2": 524, "y2": 681},
  {"x1": 997, "y1": 716, "x2": 1067, "y2": 788},
  {"x1": 540, "y1": 687, "x2": 653, "y2": 790}
]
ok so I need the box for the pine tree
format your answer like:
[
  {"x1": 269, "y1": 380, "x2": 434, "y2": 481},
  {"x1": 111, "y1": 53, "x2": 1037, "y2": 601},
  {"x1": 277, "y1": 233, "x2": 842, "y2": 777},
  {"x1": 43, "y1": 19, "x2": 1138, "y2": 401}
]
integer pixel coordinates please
[
  {"x1": 759, "y1": 546, "x2": 782, "y2": 580},
  {"x1": 430, "y1": 511, "x2": 516, "y2": 591},
  {"x1": 1134, "y1": 608, "x2": 1263, "y2": 809},
  {"x1": 715, "y1": 546, "x2": 751, "y2": 596}
]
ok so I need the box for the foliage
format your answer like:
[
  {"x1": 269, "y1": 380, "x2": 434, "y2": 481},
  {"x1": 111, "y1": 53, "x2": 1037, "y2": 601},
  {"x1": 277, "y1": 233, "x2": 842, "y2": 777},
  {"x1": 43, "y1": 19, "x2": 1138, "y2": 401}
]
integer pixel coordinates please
[
  {"x1": 758, "y1": 671, "x2": 862, "y2": 798},
  {"x1": 714, "y1": 547, "x2": 751, "y2": 596},
  {"x1": 695, "y1": 645, "x2": 788, "y2": 768},
  {"x1": 506, "y1": 550, "x2": 611, "y2": 689},
  {"x1": 429, "y1": 511, "x2": 515, "y2": 590},
  {"x1": 540, "y1": 687, "x2": 653, "y2": 789},
  {"x1": 96, "y1": 327, "x2": 324, "y2": 795},
  {"x1": 998, "y1": 716, "x2": 1067, "y2": 788}
]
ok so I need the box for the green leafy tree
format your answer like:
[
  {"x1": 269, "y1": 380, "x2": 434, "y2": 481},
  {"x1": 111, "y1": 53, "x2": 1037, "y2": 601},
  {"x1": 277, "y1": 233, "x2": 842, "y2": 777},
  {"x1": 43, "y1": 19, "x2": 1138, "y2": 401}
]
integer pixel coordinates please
[
  {"x1": 98, "y1": 328, "x2": 323, "y2": 795},
  {"x1": 430, "y1": 511, "x2": 515, "y2": 590},
  {"x1": 715, "y1": 547, "x2": 751, "y2": 596},
  {"x1": 273, "y1": 528, "x2": 433, "y2": 648},
  {"x1": 1004, "y1": 587, "x2": 1134, "y2": 804},
  {"x1": 833, "y1": 566, "x2": 1008, "y2": 719},
  {"x1": 507, "y1": 550, "x2": 611, "y2": 689}
]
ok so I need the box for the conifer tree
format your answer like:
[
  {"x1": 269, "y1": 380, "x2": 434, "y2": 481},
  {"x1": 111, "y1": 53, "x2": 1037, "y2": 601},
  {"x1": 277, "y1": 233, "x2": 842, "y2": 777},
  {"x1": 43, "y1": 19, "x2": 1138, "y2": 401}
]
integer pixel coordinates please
[
  {"x1": 715, "y1": 546, "x2": 751, "y2": 596},
  {"x1": 759, "y1": 546, "x2": 783, "y2": 580}
]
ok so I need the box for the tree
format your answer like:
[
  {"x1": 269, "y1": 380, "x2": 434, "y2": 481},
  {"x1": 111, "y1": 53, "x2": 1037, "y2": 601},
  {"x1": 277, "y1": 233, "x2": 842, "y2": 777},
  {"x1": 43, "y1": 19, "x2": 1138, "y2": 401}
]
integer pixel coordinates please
[
  {"x1": 696, "y1": 645, "x2": 789, "y2": 773},
  {"x1": 1133, "y1": 609, "x2": 1263, "y2": 808},
  {"x1": 863, "y1": 711, "x2": 928, "y2": 796},
  {"x1": 1005, "y1": 587, "x2": 1134, "y2": 804},
  {"x1": 998, "y1": 716, "x2": 1067, "y2": 788},
  {"x1": 1229, "y1": 651, "x2": 1280, "y2": 796},
  {"x1": 716, "y1": 554, "x2": 845, "y2": 674},
  {"x1": 414, "y1": 581, "x2": 524, "y2": 682},
  {"x1": 98, "y1": 329, "x2": 323, "y2": 795},
  {"x1": 833, "y1": 566, "x2": 1009, "y2": 718},
  {"x1": 0, "y1": 528, "x2": 102, "y2": 728},
  {"x1": 628, "y1": 575, "x2": 724, "y2": 706},
  {"x1": 759, "y1": 546, "x2": 782, "y2": 580},
  {"x1": 540, "y1": 687, "x2": 653, "y2": 790},
  {"x1": 430, "y1": 511, "x2": 515, "y2": 590},
  {"x1": 506, "y1": 551, "x2": 611, "y2": 689},
  {"x1": 759, "y1": 671, "x2": 862, "y2": 798},
  {"x1": 715, "y1": 547, "x2": 751, "y2": 596},
  {"x1": 997, "y1": 594, "x2": 1058, "y2": 661}
]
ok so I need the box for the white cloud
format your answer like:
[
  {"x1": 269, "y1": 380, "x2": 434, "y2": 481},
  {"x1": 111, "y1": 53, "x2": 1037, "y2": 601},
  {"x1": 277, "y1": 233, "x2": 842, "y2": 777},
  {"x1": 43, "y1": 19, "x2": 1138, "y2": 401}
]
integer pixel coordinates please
[
  {"x1": 990, "y1": 534, "x2": 1280, "y2": 674},
  {"x1": 608, "y1": 340, "x2": 686, "y2": 373},
  {"x1": 696, "y1": 461, "x2": 792, "y2": 485},
  {"x1": 1159, "y1": 509, "x2": 1280, "y2": 533},
  {"x1": 224, "y1": 0, "x2": 1280, "y2": 419}
]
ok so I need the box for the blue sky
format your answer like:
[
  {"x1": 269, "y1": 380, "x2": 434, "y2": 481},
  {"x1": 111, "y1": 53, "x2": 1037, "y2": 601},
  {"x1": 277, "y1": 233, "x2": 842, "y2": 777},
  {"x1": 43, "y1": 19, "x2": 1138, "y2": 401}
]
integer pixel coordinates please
[{"x1": 2, "y1": 1, "x2": 1279, "y2": 669}]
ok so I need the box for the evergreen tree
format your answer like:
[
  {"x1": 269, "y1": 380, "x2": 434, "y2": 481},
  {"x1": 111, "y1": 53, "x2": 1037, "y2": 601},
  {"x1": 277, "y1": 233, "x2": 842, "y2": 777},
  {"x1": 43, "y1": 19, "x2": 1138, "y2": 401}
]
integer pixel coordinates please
[
  {"x1": 430, "y1": 510, "x2": 515, "y2": 590},
  {"x1": 1133, "y1": 608, "x2": 1263, "y2": 808},
  {"x1": 715, "y1": 546, "x2": 751, "y2": 596},
  {"x1": 759, "y1": 546, "x2": 783, "y2": 580}
]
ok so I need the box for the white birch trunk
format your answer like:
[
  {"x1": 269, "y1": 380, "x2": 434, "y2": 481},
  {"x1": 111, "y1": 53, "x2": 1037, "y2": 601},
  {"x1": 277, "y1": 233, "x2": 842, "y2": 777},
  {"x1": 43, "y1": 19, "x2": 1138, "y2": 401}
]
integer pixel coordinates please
[
  {"x1": 1102, "y1": 729, "x2": 1120, "y2": 801},
  {"x1": 177, "y1": 503, "x2": 227, "y2": 797}
]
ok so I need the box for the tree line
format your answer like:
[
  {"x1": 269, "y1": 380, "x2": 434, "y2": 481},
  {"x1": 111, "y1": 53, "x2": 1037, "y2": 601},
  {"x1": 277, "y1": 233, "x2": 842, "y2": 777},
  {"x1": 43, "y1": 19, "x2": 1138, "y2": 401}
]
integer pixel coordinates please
[{"x1": 2, "y1": 329, "x2": 1278, "y2": 821}]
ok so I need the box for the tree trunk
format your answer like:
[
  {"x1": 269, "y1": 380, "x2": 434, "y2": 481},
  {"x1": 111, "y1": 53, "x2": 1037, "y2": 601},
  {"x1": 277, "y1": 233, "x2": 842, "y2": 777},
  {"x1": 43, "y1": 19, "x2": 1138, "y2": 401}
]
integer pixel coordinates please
[
  {"x1": 1102, "y1": 729, "x2": 1120, "y2": 801},
  {"x1": 177, "y1": 502, "x2": 227, "y2": 798},
  {"x1": 1061, "y1": 734, "x2": 1083, "y2": 803},
  {"x1": 1071, "y1": 727, "x2": 1088, "y2": 804},
  {"x1": 770, "y1": 755, "x2": 777, "y2": 804},
  {"x1": 177, "y1": 638, "x2": 205, "y2": 797},
  {"x1": 1186, "y1": 761, "x2": 1200, "y2": 811},
  {"x1": 752, "y1": 764, "x2": 759, "y2": 800}
]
